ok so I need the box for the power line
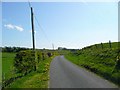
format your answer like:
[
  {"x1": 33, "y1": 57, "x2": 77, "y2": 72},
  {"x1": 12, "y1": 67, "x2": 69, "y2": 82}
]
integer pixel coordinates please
[
  {"x1": 34, "y1": 15, "x2": 51, "y2": 43},
  {"x1": 27, "y1": 1, "x2": 52, "y2": 48}
]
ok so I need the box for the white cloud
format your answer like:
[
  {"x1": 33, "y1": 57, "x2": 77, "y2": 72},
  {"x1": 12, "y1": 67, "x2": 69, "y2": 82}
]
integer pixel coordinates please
[
  {"x1": 4, "y1": 24, "x2": 14, "y2": 29},
  {"x1": 4, "y1": 24, "x2": 24, "y2": 32},
  {"x1": 14, "y1": 26, "x2": 24, "y2": 32}
]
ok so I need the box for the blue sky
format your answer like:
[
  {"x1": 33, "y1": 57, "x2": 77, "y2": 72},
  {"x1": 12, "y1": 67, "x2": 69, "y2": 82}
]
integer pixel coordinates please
[{"x1": 2, "y1": 2, "x2": 118, "y2": 49}]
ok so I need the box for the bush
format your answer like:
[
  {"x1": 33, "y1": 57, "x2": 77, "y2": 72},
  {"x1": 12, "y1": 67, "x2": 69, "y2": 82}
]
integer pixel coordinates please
[
  {"x1": 37, "y1": 51, "x2": 42, "y2": 63},
  {"x1": 115, "y1": 56, "x2": 120, "y2": 70},
  {"x1": 47, "y1": 52, "x2": 52, "y2": 57},
  {"x1": 14, "y1": 50, "x2": 36, "y2": 75}
]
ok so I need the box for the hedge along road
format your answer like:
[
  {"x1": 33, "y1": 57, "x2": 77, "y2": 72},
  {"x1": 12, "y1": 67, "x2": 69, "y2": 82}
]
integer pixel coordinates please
[{"x1": 49, "y1": 56, "x2": 118, "y2": 88}]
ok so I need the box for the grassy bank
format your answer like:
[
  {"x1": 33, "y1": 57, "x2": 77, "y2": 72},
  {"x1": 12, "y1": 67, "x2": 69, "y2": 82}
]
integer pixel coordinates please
[
  {"x1": 0, "y1": 52, "x2": 2, "y2": 84},
  {"x1": 2, "y1": 50, "x2": 58, "y2": 88},
  {"x1": 65, "y1": 42, "x2": 120, "y2": 86},
  {"x1": 8, "y1": 55, "x2": 54, "y2": 88}
]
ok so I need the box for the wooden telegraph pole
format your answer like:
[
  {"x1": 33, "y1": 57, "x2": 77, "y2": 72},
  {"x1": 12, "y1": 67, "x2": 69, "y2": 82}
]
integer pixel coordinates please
[
  {"x1": 31, "y1": 7, "x2": 36, "y2": 71},
  {"x1": 31, "y1": 7, "x2": 35, "y2": 50},
  {"x1": 52, "y1": 43, "x2": 54, "y2": 50}
]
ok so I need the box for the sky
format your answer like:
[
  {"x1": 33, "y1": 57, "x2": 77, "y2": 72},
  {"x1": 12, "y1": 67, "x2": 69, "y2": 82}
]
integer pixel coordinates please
[{"x1": 2, "y1": 2, "x2": 118, "y2": 49}]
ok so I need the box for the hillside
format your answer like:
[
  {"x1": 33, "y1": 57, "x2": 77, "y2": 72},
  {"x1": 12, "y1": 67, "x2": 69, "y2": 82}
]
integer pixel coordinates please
[{"x1": 65, "y1": 42, "x2": 120, "y2": 86}]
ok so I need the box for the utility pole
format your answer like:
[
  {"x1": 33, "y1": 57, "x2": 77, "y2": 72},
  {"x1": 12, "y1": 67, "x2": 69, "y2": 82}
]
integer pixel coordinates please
[
  {"x1": 31, "y1": 7, "x2": 35, "y2": 50},
  {"x1": 52, "y1": 43, "x2": 54, "y2": 55},
  {"x1": 31, "y1": 7, "x2": 36, "y2": 71},
  {"x1": 52, "y1": 43, "x2": 54, "y2": 50}
]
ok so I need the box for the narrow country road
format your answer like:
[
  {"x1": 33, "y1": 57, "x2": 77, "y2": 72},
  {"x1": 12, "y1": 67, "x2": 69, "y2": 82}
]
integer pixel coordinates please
[{"x1": 49, "y1": 56, "x2": 118, "y2": 88}]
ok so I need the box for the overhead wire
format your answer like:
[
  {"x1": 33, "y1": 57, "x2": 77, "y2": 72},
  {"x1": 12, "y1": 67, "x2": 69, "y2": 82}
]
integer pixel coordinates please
[
  {"x1": 27, "y1": 0, "x2": 52, "y2": 48},
  {"x1": 34, "y1": 15, "x2": 51, "y2": 43}
]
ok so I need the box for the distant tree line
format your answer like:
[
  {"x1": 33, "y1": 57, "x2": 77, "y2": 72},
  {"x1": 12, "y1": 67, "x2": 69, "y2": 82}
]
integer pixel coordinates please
[
  {"x1": 58, "y1": 47, "x2": 67, "y2": 50},
  {"x1": 2, "y1": 46, "x2": 31, "y2": 52}
]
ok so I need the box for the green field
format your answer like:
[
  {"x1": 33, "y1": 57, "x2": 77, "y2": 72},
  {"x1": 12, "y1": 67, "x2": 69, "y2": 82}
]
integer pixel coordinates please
[
  {"x1": 2, "y1": 52, "x2": 16, "y2": 80},
  {"x1": 2, "y1": 43, "x2": 120, "y2": 87},
  {"x1": 2, "y1": 50, "x2": 58, "y2": 88},
  {"x1": 65, "y1": 42, "x2": 120, "y2": 86}
]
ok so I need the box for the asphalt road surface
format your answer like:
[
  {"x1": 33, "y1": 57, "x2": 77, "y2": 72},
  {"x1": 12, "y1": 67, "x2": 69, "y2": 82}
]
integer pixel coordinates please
[{"x1": 49, "y1": 56, "x2": 118, "y2": 88}]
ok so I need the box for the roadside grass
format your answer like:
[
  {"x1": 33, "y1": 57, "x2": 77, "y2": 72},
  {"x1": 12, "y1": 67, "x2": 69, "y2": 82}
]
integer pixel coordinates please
[
  {"x1": 2, "y1": 52, "x2": 16, "y2": 80},
  {"x1": 4, "y1": 51, "x2": 57, "y2": 88},
  {"x1": 0, "y1": 52, "x2": 2, "y2": 84},
  {"x1": 65, "y1": 42, "x2": 120, "y2": 86},
  {"x1": 8, "y1": 71, "x2": 48, "y2": 88}
]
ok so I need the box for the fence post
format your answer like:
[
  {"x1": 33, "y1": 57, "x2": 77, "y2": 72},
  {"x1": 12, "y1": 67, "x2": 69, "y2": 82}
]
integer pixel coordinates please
[
  {"x1": 109, "y1": 40, "x2": 112, "y2": 48},
  {"x1": 101, "y1": 42, "x2": 103, "y2": 49},
  {"x1": 95, "y1": 44, "x2": 97, "y2": 49}
]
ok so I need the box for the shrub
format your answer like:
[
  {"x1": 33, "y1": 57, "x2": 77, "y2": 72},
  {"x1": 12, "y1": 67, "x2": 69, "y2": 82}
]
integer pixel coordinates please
[
  {"x1": 42, "y1": 53, "x2": 45, "y2": 60},
  {"x1": 115, "y1": 56, "x2": 120, "y2": 70},
  {"x1": 14, "y1": 50, "x2": 36, "y2": 75},
  {"x1": 37, "y1": 51, "x2": 42, "y2": 63},
  {"x1": 47, "y1": 52, "x2": 52, "y2": 57}
]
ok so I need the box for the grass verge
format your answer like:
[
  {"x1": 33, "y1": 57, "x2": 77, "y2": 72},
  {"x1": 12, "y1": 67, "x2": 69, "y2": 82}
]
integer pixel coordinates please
[
  {"x1": 0, "y1": 52, "x2": 2, "y2": 84},
  {"x1": 5, "y1": 53, "x2": 56, "y2": 88},
  {"x1": 65, "y1": 42, "x2": 120, "y2": 87}
]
